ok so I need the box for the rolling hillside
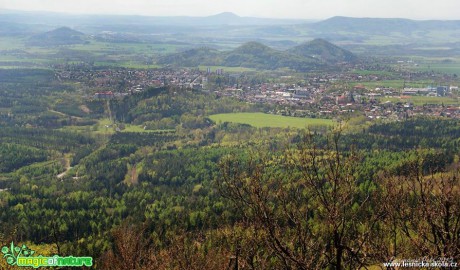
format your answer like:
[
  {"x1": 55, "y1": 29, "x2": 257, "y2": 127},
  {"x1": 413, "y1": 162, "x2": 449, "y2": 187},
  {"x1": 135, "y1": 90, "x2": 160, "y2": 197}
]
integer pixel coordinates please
[
  {"x1": 157, "y1": 47, "x2": 222, "y2": 66},
  {"x1": 288, "y1": 38, "x2": 358, "y2": 63},
  {"x1": 221, "y1": 41, "x2": 318, "y2": 70},
  {"x1": 157, "y1": 39, "x2": 355, "y2": 71}
]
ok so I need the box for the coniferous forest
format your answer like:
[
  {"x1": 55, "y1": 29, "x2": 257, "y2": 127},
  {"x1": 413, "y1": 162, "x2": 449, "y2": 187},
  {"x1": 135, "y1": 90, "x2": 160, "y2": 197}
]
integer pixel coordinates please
[
  {"x1": 1, "y1": 9, "x2": 460, "y2": 269},
  {"x1": 1, "y1": 68, "x2": 459, "y2": 269}
]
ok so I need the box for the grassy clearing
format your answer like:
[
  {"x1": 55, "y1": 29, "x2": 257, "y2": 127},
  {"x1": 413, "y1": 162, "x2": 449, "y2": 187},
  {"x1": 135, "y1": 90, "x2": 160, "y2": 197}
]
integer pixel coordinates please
[
  {"x1": 414, "y1": 62, "x2": 460, "y2": 75},
  {"x1": 0, "y1": 37, "x2": 26, "y2": 50},
  {"x1": 0, "y1": 38, "x2": 181, "y2": 69},
  {"x1": 209, "y1": 113, "x2": 334, "y2": 129},
  {"x1": 94, "y1": 61, "x2": 160, "y2": 69},
  {"x1": 93, "y1": 119, "x2": 140, "y2": 134},
  {"x1": 349, "y1": 80, "x2": 406, "y2": 89},
  {"x1": 198, "y1": 65, "x2": 256, "y2": 73},
  {"x1": 70, "y1": 41, "x2": 186, "y2": 54},
  {"x1": 380, "y1": 96, "x2": 460, "y2": 105},
  {"x1": 61, "y1": 118, "x2": 173, "y2": 135},
  {"x1": 352, "y1": 70, "x2": 395, "y2": 76},
  {"x1": 351, "y1": 80, "x2": 436, "y2": 90}
]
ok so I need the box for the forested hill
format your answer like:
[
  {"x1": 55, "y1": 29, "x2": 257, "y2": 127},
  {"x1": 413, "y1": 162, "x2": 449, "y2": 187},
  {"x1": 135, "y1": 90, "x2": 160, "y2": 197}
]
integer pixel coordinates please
[
  {"x1": 157, "y1": 39, "x2": 357, "y2": 70},
  {"x1": 288, "y1": 38, "x2": 358, "y2": 63},
  {"x1": 26, "y1": 27, "x2": 86, "y2": 46}
]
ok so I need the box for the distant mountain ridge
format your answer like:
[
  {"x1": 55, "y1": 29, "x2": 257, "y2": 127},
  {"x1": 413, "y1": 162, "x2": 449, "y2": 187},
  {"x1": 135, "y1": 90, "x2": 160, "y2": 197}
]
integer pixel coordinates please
[
  {"x1": 1, "y1": 10, "x2": 459, "y2": 55},
  {"x1": 312, "y1": 16, "x2": 460, "y2": 34},
  {"x1": 1, "y1": 9, "x2": 458, "y2": 30},
  {"x1": 158, "y1": 39, "x2": 357, "y2": 71},
  {"x1": 0, "y1": 10, "x2": 311, "y2": 27}
]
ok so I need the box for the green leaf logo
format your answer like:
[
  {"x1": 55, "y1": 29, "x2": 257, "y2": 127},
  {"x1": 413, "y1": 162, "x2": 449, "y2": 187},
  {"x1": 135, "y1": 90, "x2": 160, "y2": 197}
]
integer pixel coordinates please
[{"x1": 1, "y1": 242, "x2": 35, "y2": 266}]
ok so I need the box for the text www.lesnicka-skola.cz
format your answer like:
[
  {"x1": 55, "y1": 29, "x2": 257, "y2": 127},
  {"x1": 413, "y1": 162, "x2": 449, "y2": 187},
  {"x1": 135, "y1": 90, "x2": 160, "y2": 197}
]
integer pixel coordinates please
[{"x1": 383, "y1": 258, "x2": 458, "y2": 268}]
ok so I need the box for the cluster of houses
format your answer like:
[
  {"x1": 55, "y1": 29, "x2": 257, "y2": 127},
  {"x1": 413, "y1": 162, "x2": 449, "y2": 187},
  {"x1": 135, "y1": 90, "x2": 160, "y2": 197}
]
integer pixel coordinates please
[
  {"x1": 402, "y1": 86, "x2": 456, "y2": 96},
  {"x1": 55, "y1": 67, "x2": 204, "y2": 94},
  {"x1": 217, "y1": 81, "x2": 460, "y2": 120},
  {"x1": 55, "y1": 65, "x2": 460, "y2": 121}
]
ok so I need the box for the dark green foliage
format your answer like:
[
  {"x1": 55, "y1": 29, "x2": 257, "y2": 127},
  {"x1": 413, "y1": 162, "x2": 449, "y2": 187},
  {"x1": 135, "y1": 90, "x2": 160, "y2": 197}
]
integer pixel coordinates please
[
  {"x1": 111, "y1": 87, "x2": 252, "y2": 124},
  {"x1": 110, "y1": 132, "x2": 177, "y2": 147},
  {"x1": 140, "y1": 147, "x2": 232, "y2": 186},
  {"x1": 0, "y1": 69, "x2": 81, "y2": 128},
  {"x1": 71, "y1": 145, "x2": 98, "y2": 166},
  {"x1": 110, "y1": 87, "x2": 167, "y2": 122},
  {"x1": 54, "y1": 102, "x2": 87, "y2": 118},
  {"x1": 84, "y1": 100, "x2": 106, "y2": 118},
  {"x1": 11, "y1": 102, "x2": 47, "y2": 114},
  {"x1": 0, "y1": 127, "x2": 94, "y2": 152},
  {"x1": 368, "y1": 118, "x2": 460, "y2": 138},
  {"x1": 0, "y1": 126, "x2": 94, "y2": 172},
  {"x1": 0, "y1": 143, "x2": 47, "y2": 173},
  {"x1": 0, "y1": 126, "x2": 91, "y2": 177},
  {"x1": 0, "y1": 143, "x2": 241, "y2": 257},
  {"x1": 356, "y1": 149, "x2": 453, "y2": 183},
  {"x1": 0, "y1": 69, "x2": 54, "y2": 84},
  {"x1": 320, "y1": 118, "x2": 460, "y2": 152}
]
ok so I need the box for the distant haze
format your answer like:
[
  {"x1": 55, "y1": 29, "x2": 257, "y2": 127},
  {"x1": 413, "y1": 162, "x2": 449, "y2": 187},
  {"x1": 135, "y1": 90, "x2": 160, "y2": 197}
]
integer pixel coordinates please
[{"x1": 0, "y1": 0, "x2": 458, "y2": 20}]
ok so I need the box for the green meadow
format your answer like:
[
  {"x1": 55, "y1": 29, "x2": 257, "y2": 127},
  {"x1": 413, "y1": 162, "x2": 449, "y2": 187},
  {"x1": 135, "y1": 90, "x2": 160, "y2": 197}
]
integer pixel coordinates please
[
  {"x1": 60, "y1": 118, "x2": 173, "y2": 134},
  {"x1": 209, "y1": 112, "x2": 334, "y2": 129},
  {"x1": 198, "y1": 65, "x2": 256, "y2": 73},
  {"x1": 0, "y1": 37, "x2": 187, "y2": 69},
  {"x1": 350, "y1": 80, "x2": 436, "y2": 90},
  {"x1": 380, "y1": 96, "x2": 460, "y2": 106},
  {"x1": 414, "y1": 62, "x2": 460, "y2": 75}
]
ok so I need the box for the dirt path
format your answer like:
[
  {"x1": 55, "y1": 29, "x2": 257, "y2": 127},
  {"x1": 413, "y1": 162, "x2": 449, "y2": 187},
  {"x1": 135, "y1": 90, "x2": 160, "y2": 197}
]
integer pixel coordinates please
[{"x1": 57, "y1": 156, "x2": 72, "y2": 179}]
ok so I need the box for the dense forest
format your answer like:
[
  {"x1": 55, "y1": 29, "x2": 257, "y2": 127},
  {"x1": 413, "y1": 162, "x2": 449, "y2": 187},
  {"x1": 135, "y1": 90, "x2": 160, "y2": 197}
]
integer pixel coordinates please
[{"x1": 0, "y1": 68, "x2": 459, "y2": 269}]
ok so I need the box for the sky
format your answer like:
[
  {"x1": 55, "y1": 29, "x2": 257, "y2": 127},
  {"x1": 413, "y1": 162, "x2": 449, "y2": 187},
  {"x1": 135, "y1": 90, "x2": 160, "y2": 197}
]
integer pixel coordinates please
[{"x1": 0, "y1": 0, "x2": 458, "y2": 20}]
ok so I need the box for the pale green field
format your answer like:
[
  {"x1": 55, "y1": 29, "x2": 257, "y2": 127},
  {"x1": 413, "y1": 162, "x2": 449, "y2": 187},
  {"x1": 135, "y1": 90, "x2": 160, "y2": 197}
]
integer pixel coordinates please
[
  {"x1": 94, "y1": 119, "x2": 170, "y2": 134},
  {"x1": 0, "y1": 37, "x2": 183, "y2": 68},
  {"x1": 414, "y1": 62, "x2": 460, "y2": 75},
  {"x1": 209, "y1": 113, "x2": 334, "y2": 129},
  {"x1": 94, "y1": 61, "x2": 160, "y2": 69},
  {"x1": 60, "y1": 118, "x2": 173, "y2": 134},
  {"x1": 352, "y1": 69, "x2": 395, "y2": 76},
  {"x1": 198, "y1": 65, "x2": 256, "y2": 73},
  {"x1": 380, "y1": 96, "x2": 460, "y2": 105},
  {"x1": 70, "y1": 42, "x2": 186, "y2": 54},
  {"x1": 350, "y1": 80, "x2": 436, "y2": 89}
]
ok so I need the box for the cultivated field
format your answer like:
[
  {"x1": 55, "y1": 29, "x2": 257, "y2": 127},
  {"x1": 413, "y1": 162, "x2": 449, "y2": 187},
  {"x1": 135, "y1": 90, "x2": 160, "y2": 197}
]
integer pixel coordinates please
[
  {"x1": 380, "y1": 96, "x2": 460, "y2": 105},
  {"x1": 209, "y1": 112, "x2": 334, "y2": 128}
]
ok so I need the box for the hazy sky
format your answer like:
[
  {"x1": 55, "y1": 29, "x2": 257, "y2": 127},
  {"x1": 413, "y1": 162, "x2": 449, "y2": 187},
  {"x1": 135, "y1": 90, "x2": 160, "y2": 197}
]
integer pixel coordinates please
[{"x1": 0, "y1": 0, "x2": 458, "y2": 20}]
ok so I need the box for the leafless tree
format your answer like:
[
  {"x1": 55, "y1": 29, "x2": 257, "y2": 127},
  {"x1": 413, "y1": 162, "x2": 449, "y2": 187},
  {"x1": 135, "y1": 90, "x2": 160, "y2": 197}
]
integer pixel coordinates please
[
  {"x1": 384, "y1": 158, "x2": 460, "y2": 261},
  {"x1": 218, "y1": 130, "x2": 385, "y2": 269}
]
